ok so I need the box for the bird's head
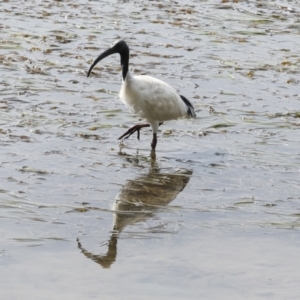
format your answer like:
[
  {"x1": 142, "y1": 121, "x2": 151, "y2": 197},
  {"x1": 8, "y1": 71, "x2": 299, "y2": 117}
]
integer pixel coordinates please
[{"x1": 87, "y1": 40, "x2": 129, "y2": 77}]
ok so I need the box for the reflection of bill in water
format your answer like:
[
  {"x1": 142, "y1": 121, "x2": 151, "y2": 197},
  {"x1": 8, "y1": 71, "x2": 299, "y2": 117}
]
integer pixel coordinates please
[{"x1": 77, "y1": 166, "x2": 192, "y2": 269}]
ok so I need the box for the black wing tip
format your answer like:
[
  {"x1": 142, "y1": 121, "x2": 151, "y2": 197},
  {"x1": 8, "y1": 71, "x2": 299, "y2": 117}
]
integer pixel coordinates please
[{"x1": 180, "y1": 95, "x2": 197, "y2": 118}]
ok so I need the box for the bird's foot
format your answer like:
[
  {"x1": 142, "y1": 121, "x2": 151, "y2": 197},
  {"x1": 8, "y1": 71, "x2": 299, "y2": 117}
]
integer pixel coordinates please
[{"x1": 118, "y1": 124, "x2": 150, "y2": 140}]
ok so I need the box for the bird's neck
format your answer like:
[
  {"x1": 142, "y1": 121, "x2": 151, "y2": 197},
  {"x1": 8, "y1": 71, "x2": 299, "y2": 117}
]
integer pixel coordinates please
[{"x1": 120, "y1": 51, "x2": 129, "y2": 81}]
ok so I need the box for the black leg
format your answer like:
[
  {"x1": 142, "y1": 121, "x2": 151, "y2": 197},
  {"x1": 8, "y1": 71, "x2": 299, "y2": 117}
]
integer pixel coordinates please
[
  {"x1": 118, "y1": 122, "x2": 164, "y2": 141},
  {"x1": 151, "y1": 133, "x2": 157, "y2": 150},
  {"x1": 118, "y1": 124, "x2": 150, "y2": 140}
]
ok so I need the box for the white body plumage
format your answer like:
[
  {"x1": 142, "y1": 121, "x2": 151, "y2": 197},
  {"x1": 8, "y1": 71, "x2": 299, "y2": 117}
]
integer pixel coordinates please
[{"x1": 119, "y1": 72, "x2": 189, "y2": 133}]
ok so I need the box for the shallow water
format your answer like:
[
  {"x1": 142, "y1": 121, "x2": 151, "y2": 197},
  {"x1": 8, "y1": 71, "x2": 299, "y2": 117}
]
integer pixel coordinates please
[{"x1": 1, "y1": 0, "x2": 300, "y2": 299}]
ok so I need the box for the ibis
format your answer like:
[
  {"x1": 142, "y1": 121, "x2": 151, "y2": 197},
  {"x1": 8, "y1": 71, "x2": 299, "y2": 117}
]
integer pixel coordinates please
[{"x1": 87, "y1": 40, "x2": 196, "y2": 155}]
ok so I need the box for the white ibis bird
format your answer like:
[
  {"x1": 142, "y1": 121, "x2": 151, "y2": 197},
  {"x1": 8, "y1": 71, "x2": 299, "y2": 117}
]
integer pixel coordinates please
[{"x1": 87, "y1": 40, "x2": 196, "y2": 154}]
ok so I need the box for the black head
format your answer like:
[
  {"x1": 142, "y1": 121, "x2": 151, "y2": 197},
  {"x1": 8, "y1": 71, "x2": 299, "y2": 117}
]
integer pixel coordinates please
[
  {"x1": 87, "y1": 40, "x2": 130, "y2": 78},
  {"x1": 110, "y1": 40, "x2": 129, "y2": 55}
]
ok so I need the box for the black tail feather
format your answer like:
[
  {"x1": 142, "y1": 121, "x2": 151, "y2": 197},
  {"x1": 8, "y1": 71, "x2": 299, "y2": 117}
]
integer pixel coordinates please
[{"x1": 180, "y1": 95, "x2": 196, "y2": 118}]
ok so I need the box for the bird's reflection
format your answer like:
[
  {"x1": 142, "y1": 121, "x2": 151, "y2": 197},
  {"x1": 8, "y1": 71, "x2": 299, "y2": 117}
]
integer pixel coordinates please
[{"x1": 77, "y1": 159, "x2": 192, "y2": 269}]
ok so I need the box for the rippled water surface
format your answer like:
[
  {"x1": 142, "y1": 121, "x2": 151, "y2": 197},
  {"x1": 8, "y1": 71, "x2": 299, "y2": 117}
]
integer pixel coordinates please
[{"x1": 1, "y1": 0, "x2": 300, "y2": 299}]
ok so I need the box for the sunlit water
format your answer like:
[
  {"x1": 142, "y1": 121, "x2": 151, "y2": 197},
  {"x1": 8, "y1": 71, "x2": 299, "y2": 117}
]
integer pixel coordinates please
[{"x1": 1, "y1": 0, "x2": 300, "y2": 299}]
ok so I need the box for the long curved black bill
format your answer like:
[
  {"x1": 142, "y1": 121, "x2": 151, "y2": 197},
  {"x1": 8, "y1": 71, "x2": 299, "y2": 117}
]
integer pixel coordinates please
[{"x1": 87, "y1": 47, "x2": 116, "y2": 77}]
